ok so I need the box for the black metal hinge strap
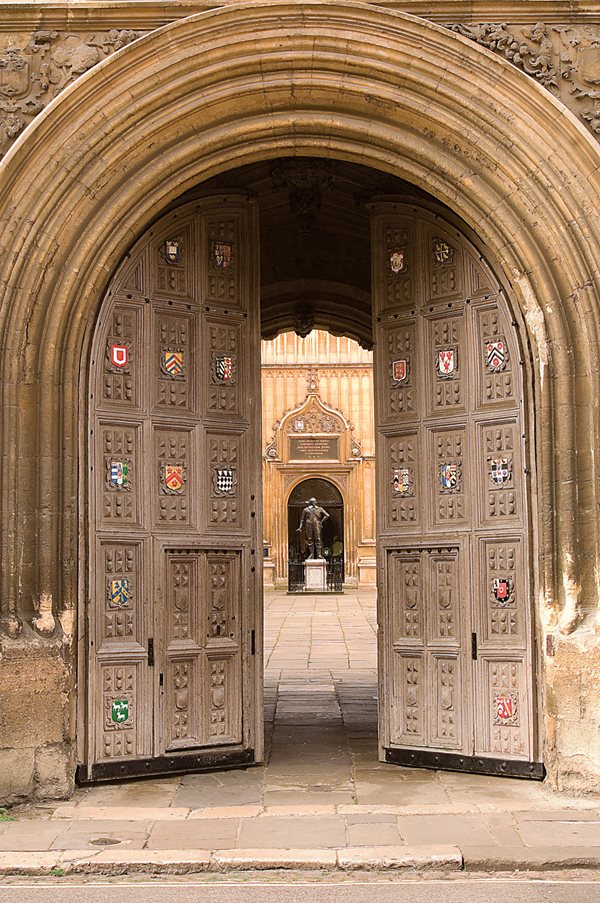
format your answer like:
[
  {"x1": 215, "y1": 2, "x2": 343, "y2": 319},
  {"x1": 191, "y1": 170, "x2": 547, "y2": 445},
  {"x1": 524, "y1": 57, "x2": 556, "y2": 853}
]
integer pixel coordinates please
[{"x1": 471, "y1": 632, "x2": 478, "y2": 660}]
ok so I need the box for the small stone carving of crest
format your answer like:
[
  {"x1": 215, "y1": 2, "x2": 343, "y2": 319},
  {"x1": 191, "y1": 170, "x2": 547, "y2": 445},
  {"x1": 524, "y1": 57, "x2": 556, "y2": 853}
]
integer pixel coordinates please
[
  {"x1": 489, "y1": 457, "x2": 512, "y2": 487},
  {"x1": 433, "y1": 238, "x2": 455, "y2": 266},
  {"x1": 106, "y1": 341, "x2": 131, "y2": 372},
  {"x1": 493, "y1": 691, "x2": 519, "y2": 726},
  {"x1": 164, "y1": 239, "x2": 181, "y2": 264},
  {"x1": 492, "y1": 577, "x2": 515, "y2": 608},
  {"x1": 0, "y1": 50, "x2": 30, "y2": 100},
  {"x1": 213, "y1": 467, "x2": 237, "y2": 495},
  {"x1": 160, "y1": 463, "x2": 186, "y2": 494},
  {"x1": 392, "y1": 467, "x2": 414, "y2": 497},
  {"x1": 435, "y1": 348, "x2": 457, "y2": 378},
  {"x1": 440, "y1": 462, "x2": 460, "y2": 493},
  {"x1": 388, "y1": 247, "x2": 407, "y2": 275},
  {"x1": 485, "y1": 338, "x2": 508, "y2": 372},
  {"x1": 391, "y1": 358, "x2": 410, "y2": 385},
  {"x1": 107, "y1": 459, "x2": 132, "y2": 491},
  {"x1": 210, "y1": 241, "x2": 233, "y2": 269}
]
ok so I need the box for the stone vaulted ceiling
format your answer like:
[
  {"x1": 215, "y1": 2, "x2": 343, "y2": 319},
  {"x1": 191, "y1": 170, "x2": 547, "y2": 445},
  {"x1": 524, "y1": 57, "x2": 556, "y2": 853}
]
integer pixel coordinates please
[{"x1": 176, "y1": 158, "x2": 435, "y2": 348}]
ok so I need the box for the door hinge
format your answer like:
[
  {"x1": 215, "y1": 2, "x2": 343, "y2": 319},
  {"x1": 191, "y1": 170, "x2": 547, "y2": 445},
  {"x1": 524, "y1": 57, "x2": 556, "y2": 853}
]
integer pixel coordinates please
[
  {"x1": 147, "y1": 637, "x2": 155, "y2": 667},
  {"x1": 471, "y1": 632, "x2": 478, "y2": 660},
  {"x1": 251, "y1": 629, "x2": 256, "y2": 656}
]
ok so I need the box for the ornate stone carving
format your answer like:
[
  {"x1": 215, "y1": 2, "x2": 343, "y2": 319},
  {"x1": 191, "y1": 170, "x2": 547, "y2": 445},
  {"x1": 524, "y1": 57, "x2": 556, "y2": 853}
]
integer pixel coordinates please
[
  {"x1": 0, "y1": 29, "x2": 144, "y2": 158},
  {"x1": 264, "y1": 434, "x2": 279, "y2": 460},
  {"x1": 271, "y1": 158, "x2": 335, "y2": 234},
  {"x1": 447, "y1": 23, "x2": 558, "y2": 90},
  {"x1": 293, "y1": 302, "x2": 315, "y2": 339},
  {"x1": 446, "y1": 22, "x2": 600, "y2": 140},
  {"x1": 307, "y1": 368, "x2": 319, "y2": 393}
]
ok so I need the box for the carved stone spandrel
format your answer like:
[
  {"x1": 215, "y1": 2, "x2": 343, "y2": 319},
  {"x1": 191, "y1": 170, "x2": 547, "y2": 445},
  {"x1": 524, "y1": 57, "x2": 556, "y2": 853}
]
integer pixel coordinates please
[
  {"x1": 446, "y1": 22, "x2": 600, "y2": 141},
  {"x1": 0, "y1": 28, "x2": 145, "y2": 158}
]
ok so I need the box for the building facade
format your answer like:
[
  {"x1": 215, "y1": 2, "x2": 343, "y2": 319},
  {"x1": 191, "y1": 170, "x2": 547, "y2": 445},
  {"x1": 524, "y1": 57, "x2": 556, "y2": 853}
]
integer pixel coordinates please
[
  {"x1": 0, "y1": 1, "x2": 599, "y2": 802},
  {"x1": 261, "y1": 331, "x2": 375, "y2": 588}
]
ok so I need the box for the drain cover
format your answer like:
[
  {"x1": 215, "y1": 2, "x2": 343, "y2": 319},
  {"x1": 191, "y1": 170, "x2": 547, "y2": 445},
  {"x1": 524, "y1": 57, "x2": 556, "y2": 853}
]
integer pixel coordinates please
[{"x1": 90, "y1": 837, "x2": 121, "y2": 846}]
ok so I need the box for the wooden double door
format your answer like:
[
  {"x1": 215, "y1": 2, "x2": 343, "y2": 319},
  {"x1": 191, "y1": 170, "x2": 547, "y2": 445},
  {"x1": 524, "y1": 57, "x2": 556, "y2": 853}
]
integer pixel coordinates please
[{"x1": 82, "y1": 195, "x2": 540, "y2": 781}]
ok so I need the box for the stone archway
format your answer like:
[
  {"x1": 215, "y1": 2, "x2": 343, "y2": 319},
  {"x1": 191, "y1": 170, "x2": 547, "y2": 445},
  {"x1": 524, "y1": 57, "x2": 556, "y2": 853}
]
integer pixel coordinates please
[
  {"x1": 288, "y1": 477, "x2": 345, "y2": 572},
  {"x1": 0, "y1": 0, "x2": 599, "y2": 798}
]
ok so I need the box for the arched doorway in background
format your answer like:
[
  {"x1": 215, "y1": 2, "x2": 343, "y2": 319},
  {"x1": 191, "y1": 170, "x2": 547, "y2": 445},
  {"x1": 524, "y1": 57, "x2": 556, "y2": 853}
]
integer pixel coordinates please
[{"x1": 288, "y1": 478, "x2": 345, "y2": 576}]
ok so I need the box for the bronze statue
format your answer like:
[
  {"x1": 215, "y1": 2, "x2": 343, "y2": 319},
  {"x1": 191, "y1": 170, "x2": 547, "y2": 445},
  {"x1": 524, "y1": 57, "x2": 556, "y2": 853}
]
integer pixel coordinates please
[{"x1": 297, "y1": 497, "x2": 330, "y2": 559}]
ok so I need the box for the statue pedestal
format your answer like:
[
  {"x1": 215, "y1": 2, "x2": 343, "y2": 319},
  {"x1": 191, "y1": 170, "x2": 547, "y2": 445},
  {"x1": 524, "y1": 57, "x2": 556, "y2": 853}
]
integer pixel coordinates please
[{"x1": 305, "y1": 557, "x2": 327, "y2": 592}]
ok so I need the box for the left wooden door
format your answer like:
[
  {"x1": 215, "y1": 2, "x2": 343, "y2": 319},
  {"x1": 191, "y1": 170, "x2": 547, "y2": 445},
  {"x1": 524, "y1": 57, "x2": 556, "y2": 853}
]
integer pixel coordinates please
[{"x1": 82, "y1": 195, "x2": 263, "y2": 781}]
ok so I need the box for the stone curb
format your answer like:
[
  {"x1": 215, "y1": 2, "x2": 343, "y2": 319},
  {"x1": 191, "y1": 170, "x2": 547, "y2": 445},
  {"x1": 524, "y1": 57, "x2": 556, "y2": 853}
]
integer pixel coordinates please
[
  {"x1": 460, "y1": 845, "x2": 600, "y2": 872},
  {"x1": 1, "y1": 845, "x2": 600, "y2": 875},
  {"x1": 0, "y1": 846, "x2": 461, "y2": 875}
]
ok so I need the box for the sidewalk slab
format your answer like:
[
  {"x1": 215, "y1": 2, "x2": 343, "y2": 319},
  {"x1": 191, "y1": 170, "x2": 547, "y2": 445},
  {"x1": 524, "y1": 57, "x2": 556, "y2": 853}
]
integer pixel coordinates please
[
  {"x1": 260, "y1": 805, "x2": 337, "y2": 816},
  {"x1": 0, "y1": 821, "x2": 67, "y2": 852},
  {"x1": 189, "y1": 806, "x2": 262, "y2": 819},
  {"x1": 53, "y1": 806, "x2": 190, "y2": 821},
  {"x1": 147, "y1": 819, "x2": 239, "y2": 850},
  {"x1": 516, "y1": 817, "x2": 600, "y2": 847},
  {"x1": 396, "y1": 814, "x2": 497, "y2": 846},
  {"x1": 237, "y1": 815, "x2": 346, "y2": 849},
  {"x1": 48, "y1": 820, "x2": 150, "y2": 851}
]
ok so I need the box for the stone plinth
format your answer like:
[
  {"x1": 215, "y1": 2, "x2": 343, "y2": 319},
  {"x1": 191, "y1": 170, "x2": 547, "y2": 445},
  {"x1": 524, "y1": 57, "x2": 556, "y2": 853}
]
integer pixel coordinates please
[
  {"x1": 262, "y1": 557, "x2": 276, "y2": 590},
  {"x1": 305, "y1": 558, "x2": 327, "y2": 591}
]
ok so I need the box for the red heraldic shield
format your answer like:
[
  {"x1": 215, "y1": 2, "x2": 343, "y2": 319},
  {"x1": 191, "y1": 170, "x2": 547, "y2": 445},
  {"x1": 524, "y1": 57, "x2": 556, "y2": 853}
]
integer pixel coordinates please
[{"x1": 110, "y1": 344, "x2": 129, "y2": 369}]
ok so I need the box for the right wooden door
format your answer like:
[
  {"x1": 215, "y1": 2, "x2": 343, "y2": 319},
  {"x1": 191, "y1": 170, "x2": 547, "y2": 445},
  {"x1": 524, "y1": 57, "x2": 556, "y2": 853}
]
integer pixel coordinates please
[{"x1": 372, "y1": 202, "x2": 542, "y2": 778}]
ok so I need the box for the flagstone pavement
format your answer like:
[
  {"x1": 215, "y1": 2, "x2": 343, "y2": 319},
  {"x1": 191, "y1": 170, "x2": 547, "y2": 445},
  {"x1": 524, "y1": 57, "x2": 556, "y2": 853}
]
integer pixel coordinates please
[{"x1": 2, "y1": 589, "x2": 600, "y2": 872}]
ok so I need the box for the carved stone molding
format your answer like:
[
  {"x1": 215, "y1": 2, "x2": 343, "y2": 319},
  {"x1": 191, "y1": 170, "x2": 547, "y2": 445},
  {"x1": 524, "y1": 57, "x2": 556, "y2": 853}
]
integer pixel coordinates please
[
  {"x1": 0, "y1": 28, "x2": 145, "y2": 158},
  {"x1": 0, "y1": 19, "x2": 598, "y2": 159},
  {"x1": 446, "y1": 22, "x2": 600, "y2": 137}
]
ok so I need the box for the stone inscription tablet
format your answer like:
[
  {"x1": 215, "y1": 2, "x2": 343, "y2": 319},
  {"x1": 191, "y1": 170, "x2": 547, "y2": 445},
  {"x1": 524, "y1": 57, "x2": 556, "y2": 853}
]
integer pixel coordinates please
[{"x1": 289, "y1": 437, "x2": 340, "y2": 461}]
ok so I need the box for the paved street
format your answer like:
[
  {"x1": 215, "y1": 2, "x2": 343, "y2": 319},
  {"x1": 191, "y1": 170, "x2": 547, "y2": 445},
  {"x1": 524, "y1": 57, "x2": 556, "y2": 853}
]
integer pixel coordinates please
[
  {"x1": 1, "y1": 878, "x2": 600, "y2": 902},
  {"x1": 1, "y1": 590, "x2": 600, "y2": 876}
]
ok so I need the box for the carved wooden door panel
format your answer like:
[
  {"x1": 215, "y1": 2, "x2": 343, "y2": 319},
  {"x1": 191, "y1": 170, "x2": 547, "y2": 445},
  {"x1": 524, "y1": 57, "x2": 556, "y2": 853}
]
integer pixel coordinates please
[
  {"x1": 372, "y1": 203, "x2": 542, "y2": 777},
  {"x1": 82, "y1": 195, "x2": 262, "y2": 781}
]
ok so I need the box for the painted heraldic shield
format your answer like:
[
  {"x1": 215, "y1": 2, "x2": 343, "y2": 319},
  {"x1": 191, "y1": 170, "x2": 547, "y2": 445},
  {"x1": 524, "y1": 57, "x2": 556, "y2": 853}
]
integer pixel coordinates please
[{"x1": 436, "y1": 348, "x2": 457, "y2": 378}]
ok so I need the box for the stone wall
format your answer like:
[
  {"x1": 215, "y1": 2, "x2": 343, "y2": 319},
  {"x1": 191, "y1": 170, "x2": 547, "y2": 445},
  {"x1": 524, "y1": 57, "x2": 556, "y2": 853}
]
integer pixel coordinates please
[
  {"x1": 0, "y1": 630, "x2": 74, "y2": 802},
  {"x1": 0, "y1": 1, "x2": 598, "y2": 803}
]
